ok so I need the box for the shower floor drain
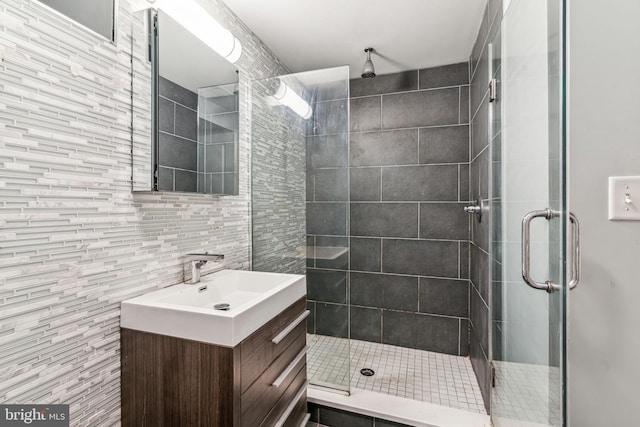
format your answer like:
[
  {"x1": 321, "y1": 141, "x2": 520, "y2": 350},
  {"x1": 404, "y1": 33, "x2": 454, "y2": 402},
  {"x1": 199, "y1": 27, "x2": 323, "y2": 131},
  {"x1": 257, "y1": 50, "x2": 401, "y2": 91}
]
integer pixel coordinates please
[{"x1": 360, "y1": 368, "x2": 375, "y2": 377}]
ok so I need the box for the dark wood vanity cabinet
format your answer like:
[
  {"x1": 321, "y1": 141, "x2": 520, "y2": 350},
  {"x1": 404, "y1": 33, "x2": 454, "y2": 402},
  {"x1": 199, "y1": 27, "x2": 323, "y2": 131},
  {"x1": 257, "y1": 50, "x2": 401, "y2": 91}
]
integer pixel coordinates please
[{"x1": 121, "y1": 297, "x2": 308, "y2": 427}]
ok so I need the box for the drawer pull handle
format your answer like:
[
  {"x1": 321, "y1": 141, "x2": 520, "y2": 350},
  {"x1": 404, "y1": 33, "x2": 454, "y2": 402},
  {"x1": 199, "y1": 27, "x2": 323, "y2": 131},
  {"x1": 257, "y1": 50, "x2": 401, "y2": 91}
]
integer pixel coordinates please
[
  {"x1": 274, "y1": 380, "x2": 309, "y2": 427},
  {"x1": 271, "y1": 310, "x2": 310, "y2": 345},
  {"x1": 272, "y1": 346, "x2": 307, "y2": 389}
]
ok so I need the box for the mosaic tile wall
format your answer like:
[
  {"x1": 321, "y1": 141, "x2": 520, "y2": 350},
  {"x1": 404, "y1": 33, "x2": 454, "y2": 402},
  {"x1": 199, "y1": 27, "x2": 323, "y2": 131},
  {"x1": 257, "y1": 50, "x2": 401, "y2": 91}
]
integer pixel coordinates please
[
  {"x1": 250, "y1": 76, "x2": 306, "y2": 275},
  {"x1": 0, "y1": 0, "x2": 289, "y2": 424}
]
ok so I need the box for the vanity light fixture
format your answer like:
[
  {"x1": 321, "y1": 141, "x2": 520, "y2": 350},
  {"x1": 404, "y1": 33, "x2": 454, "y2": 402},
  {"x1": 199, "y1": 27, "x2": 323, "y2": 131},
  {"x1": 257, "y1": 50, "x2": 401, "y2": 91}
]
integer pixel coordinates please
[
  {"x1": 272, "y1": 80, "x2": 313, "y2": 120},
  {"x1": 143, "y1": 0, "x2": 242, "y2": 63}
]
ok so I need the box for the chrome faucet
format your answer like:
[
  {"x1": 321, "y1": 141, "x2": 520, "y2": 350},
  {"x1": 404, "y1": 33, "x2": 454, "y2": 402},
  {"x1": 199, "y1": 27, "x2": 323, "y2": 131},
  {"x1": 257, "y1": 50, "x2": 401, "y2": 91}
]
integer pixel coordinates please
[{"x1": 186, "y1": 253, "x2": 224, "y2": 284}]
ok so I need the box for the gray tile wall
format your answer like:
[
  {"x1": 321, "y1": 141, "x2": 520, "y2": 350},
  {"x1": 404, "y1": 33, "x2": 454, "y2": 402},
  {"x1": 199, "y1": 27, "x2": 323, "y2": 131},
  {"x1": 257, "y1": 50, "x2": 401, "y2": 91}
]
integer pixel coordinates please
[
  {"x1": 305, "y1": 79, "x2": 351, "y2": 339},
  {"x1": 468, "y1": 0, "x2": 503, "y2": 414},
  {"x1": 307, "y1": 64, "x2": 471, "y2": 357},
  {"x1": 0, "y1": 0, "x2": 291, "y2": 424},
  {"x1": 158, "y1": 76, "x2": 199, "y2": 192}
]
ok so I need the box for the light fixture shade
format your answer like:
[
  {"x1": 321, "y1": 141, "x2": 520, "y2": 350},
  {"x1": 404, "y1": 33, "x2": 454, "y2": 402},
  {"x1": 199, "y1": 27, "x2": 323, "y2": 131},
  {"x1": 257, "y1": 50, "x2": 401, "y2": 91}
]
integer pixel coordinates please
[
  {"x1": 145, "y1": 0, "x2": 242, "y2": 64},
  {"x1": 273, "y1": 80, "x2": 313, "y2": 120},
  {"x1": 361, "y1": 48, "x2": 376, "y2": 79}
]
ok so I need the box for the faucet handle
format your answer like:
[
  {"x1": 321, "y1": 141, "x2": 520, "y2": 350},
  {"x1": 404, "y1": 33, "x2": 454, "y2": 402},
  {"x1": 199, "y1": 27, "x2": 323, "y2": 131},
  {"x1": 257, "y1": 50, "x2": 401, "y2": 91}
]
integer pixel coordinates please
[
  {"x1": 186, "y1": 253, "x2": 225, "y2": 261},
  {"x1": 185, "y1": 253, "x2": 224, "y2": 284}
]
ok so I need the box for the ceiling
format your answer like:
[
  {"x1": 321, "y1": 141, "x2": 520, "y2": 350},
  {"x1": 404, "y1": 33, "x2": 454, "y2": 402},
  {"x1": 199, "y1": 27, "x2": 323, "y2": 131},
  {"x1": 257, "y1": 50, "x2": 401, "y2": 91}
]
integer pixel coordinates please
[{"x1": 222, "y1": 0, "x2": 488, "y2": 79}]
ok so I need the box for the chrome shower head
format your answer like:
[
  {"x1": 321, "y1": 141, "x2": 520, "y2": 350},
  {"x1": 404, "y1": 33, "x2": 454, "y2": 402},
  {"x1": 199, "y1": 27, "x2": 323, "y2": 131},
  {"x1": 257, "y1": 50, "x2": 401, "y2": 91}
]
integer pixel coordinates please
[{"x1": 361, "y1": 47, "x2": 376, "y2": 79}]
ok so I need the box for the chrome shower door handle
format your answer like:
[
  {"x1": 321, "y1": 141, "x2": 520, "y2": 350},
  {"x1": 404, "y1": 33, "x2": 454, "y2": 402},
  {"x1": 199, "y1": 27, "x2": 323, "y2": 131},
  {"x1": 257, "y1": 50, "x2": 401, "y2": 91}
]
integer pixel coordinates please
[
  {"x1": 521, "y1": 208, "x2": 559, "y2": 293},
  {"x1": 569, "y1": 212, "x2": 581, "y2": 290}
]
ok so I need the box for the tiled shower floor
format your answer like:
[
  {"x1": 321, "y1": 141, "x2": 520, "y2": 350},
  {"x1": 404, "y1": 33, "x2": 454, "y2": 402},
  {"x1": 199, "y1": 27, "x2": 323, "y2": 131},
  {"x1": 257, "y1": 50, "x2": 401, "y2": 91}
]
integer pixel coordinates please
[{"x1": 307, "y1": 334, "x2": 487, "y2": 415}]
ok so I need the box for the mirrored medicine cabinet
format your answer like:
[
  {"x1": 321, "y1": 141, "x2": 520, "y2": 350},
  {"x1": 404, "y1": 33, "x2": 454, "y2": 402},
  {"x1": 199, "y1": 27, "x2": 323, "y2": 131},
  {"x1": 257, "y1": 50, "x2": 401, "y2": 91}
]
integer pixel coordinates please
[{"x1": 131, "y1": 8, "x2": 240, "y2": 195}]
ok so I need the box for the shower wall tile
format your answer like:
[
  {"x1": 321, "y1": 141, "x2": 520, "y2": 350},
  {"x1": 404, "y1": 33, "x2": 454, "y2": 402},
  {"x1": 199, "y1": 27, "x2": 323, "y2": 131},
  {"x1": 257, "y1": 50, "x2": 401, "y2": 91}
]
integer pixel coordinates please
[
  {"x1": 419, "y1": 278, "x2": 470, "y2": 318},
  {"x1": 470, "y1": 285, "x2": 489, "y2": 356},
  {"x1": 350, "y1": 273, "x2": 419, "y2": 312},
  {"x1": 471, "y1": 99, "x2": 489, "y2": 160},
  {"x1": 382, "y1": 311, "x2": 461, "y2": 355},
  {"x1": 471, "y1": 39, "x2": 490, "y2": 119},
  {"x1": 470, "y1": 244, "x2": 490, "y2": 307},
  {"x1": 174, "y1": 170, "x2": 197, "y2": 192},
  {"x1": 350, "y1": 70, "x2": 418, "y2": 97},
  {"x1": 460, "y1": 242, "x2": 470, "y2": 280},
  {"x1": 159, "y1": 96, "x2": 175, "y2": 133},
  {"x1": 459, "y1": 163, "x2": 471, "y2": 202},
  {"x1": 351, "y1": 203, "x2": 418, "y2": 238},
  {"x1": 470, "y1": 327, "x2": 491, "y2": 413},
  {"x1": 350, "y1": 306, "x2": 382, "y2": 342},
  {"x1": 307, "y1": 269, "x2": 348, "y2": 304},
  {"x1": 174, "y1": 103, "x2": 198, "y2": 141},
  {"x1": 471, "y1": 144, "x2": 490, "y2": 200},
  {"x1": 158, "y1": 133, "x2": 198, "y2": 170},
  {"x1": 350, "y1": 237, "x2": 382, "y2": 272},
  {"x1": 315, "y1": 168, "x2": 349, "y2": 201},
  {"x1": 350, "y1": 167, "x2": 382, "y2": 201},
  {"x1": 468, "y1": 1, "x2": 502, "y2": 412},
  {"x1": 306, "y1": 202, "x2": 348, "y2": 235},
  {"x1": 157, "y1": 166, "x2": 174, "y2": 191},
  {"x1": 306, "y1": 135, "x2": 349, "y2": 169},
  {"x1": 157, "y1": 77, "x2": 200, "y2": 191},
  {"x1": 472, "y1": 199, "x2": 490, "y2": 253},
  {"x1": 459, "y1": 319, "x2": 470, "y2": 357},
  {"x1": 316, "y1": 303, "x2": 349, "y2": 338},
  {"x1": 382, "y1": 165, "x2": 459, "y2": 201},
  {"x1": 419, "y1": 125, "x2": 470, "y2": 164},
  {"x1": 350, "y1": 96, "x2": 382, "y2": 131},
  {"x1": 335, "y1": 64, "x2": 471, "y2": 353},
  {"x1": 0, "y1": 0, "x2": 285, "y2": 423},
  {"x1": 160, "y1": 75, "x2": 198, "y2": 110},
  {"x1": 350, "y1": 129, "x2": 419, "y2": 166},
  {"x1": 419, "y1": 202, "x2": 470, "y2": 240},
  {"x1": 419, "y1": 62, "x2": 469, "y2": 89},
  {"x1": 312, "y1": 99, "x2": 349, "y2": 135},
  {"x1": 382, "y1": 239, "x2": 459, "y2": 278},
  {"x1": 206, "y1": 144, "x2": 224, "y2": 173},
  {"x1": 382, "y1": 88, "x2": 460, "y2": 129},
  {"x1": 460, "y1": 85, "x2": 470, "y2": 124}
]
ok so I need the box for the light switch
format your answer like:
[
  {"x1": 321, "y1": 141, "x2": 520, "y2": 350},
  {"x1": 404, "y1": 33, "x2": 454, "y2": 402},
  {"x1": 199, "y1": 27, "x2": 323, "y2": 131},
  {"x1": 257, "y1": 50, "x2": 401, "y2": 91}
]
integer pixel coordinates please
[{"x1": 609, "y1": 176, "x2": 640, "y2": 220}]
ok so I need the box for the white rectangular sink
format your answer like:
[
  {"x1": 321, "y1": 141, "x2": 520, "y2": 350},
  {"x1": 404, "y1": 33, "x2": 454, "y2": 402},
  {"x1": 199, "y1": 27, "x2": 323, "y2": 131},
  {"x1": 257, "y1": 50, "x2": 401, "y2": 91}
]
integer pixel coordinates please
[{"x1": 120, "y1": 269, "x2": 306, "y2": 347}]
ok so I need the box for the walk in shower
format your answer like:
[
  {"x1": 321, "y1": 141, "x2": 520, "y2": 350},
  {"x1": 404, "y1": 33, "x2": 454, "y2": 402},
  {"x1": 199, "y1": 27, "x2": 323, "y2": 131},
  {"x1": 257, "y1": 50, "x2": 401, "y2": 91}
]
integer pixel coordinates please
[{"x1": 251, "y1": 65, "x2": 486, "y2": 416}]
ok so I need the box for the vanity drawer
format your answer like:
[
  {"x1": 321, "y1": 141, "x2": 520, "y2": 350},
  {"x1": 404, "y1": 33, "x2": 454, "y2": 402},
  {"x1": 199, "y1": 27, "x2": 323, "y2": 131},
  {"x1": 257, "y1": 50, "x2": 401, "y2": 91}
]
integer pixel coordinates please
[
  {"x1": 259, "y1": 365, "x2": 307, "y2": 427},
  {"x1": 241, "y1": 331, "x2": 306, "y2": 426},
  {"x1": 240, "y1": 297, "x2": 307, "y2": 392},
  {"x1": 280, "y1": 389, "x2": 308, "y2": 427}
]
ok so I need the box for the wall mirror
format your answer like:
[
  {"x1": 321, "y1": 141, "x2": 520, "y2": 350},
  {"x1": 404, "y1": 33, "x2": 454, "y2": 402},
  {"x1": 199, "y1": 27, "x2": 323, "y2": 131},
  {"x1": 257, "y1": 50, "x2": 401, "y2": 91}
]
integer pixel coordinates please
[{"x1": 131, "y1": 7, "x2": 240, "y2": 195}]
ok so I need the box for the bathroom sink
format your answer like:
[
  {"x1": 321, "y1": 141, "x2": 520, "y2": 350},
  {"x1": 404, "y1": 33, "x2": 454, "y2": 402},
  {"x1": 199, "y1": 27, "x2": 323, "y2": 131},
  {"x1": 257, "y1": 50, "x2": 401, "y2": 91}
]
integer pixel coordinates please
[{"x1": 120, "y1": 269, "x2": 306, "y2": 347}]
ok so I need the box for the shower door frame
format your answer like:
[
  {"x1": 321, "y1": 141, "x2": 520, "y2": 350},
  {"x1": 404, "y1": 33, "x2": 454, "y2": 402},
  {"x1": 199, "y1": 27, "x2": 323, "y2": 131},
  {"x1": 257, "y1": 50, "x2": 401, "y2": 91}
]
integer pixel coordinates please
[{"x1": 489, "y1": 0, "x2": 569, "y2": 426}]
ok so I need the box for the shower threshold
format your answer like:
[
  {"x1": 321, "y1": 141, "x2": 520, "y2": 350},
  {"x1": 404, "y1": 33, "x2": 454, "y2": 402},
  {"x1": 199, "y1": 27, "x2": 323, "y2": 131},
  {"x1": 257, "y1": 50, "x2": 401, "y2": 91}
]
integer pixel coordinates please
[{"x1": 306, "y1": 334, "x2": 490, "y2": 426}]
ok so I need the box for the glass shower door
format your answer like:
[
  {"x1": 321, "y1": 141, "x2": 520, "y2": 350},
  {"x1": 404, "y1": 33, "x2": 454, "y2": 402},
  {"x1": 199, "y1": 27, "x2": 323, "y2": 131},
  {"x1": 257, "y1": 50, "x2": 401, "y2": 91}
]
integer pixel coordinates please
[
  {"x1": 491, "y1": 0, "x2": 568, "y2": 426},
  {"x1": 251, "y1": 67, "x2": 351, "y2": 394}
]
